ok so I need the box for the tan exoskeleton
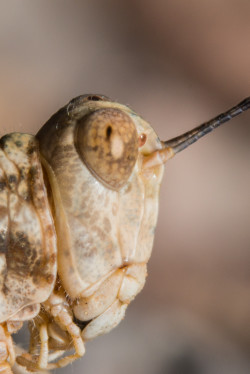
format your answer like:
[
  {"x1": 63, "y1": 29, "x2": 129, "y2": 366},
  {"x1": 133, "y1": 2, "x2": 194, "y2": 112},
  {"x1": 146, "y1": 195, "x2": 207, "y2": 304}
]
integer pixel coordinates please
[{"x1": 0, "y1": 94, "x2": 249, "y2": 373}]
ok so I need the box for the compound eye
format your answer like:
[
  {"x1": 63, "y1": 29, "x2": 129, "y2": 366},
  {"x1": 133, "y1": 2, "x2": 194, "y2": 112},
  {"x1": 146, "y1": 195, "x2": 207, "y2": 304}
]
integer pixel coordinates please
[{"x1": 75, "y1": 108, "x2": 138, "y2": 190}]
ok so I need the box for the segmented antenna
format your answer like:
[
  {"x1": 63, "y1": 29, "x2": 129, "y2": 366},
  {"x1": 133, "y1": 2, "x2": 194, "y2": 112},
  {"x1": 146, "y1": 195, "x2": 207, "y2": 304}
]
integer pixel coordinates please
[{"x1": 163, "y1": 97, "x2": 250, "y2": 154}]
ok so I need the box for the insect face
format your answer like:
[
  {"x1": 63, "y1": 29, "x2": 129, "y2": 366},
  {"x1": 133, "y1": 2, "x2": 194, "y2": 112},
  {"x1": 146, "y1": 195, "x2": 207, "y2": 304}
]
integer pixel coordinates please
[{"x1": 0, "y1": 94, "x2": 248, "y2": 373}]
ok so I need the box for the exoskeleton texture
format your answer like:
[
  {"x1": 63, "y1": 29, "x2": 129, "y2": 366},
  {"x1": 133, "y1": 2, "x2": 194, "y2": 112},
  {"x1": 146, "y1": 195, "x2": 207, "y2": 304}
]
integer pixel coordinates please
[
  {"x1": 0, "y1": 133, "x2": 57, "y2": 323},
  {"x1": 0, "y1": 94, "x2": 249, "y2": 373},
  {"x1": 0, "y1": 94, "x2": 166, "y2": 372}
]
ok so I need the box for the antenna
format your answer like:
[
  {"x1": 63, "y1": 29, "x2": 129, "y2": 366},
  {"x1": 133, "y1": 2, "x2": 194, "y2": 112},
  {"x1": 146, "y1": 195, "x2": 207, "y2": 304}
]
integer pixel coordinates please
[{"x1": 163, "y1": 97, "x2": 250, "y2": 154}]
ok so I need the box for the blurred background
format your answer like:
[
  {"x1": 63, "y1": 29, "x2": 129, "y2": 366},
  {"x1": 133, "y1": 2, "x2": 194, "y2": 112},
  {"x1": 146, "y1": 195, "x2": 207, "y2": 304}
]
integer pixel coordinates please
[{"x1": 1, "y1": 0, "x2": 250, "y2": 373}]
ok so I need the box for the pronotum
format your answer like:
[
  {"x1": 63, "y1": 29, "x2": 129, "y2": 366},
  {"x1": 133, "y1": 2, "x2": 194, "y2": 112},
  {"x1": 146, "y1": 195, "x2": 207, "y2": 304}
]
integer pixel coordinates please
[{"x1": 0, "y1": 94, "x2": 249, "y2": 373}]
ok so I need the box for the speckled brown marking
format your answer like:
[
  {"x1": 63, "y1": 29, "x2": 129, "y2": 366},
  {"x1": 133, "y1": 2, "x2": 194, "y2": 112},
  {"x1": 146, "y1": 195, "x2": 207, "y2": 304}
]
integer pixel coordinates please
[
  {"x1": 45, "y1": 274, "x2": 54, "y2": 284},
  {"x1": 103, "y1": 217, "x2": 111, "y2": 233},
  {"x1": 12, "y1": 94, "x2": 166, "y2": 370},
  {"x1": 89, "y1": 211, "x2": 99, "y2": 226},
  {"x1": 0, "y1": 232, "x2": 7, "y2": 254},
  {"x1": 5, "y1": 230, "x2": 52, "y2": 289},
  {"x1": 112, "y1": 203, "x2": 118, "y2": 216},
  {"x1": 0, "y1": 133, "x2": 57, "y2": 325},
  {"x1": 45, "y1": 225, "x2": 55, "y2": 238},
  {"x1": 0, "y1": 180, "x2": 6, "y2": 191},
  {"x1": 49, "y1": 253, "x2": 56, "y2": 266},
  {"x1": 92, "y1": 226, "x2": 106, "y2": 241},
  {"x1": 0, "y1": 94, "x2": 245, "y2": 372},
  {"x1": 123, "y1": 182, "x2": 132, "y2": 194},
  {"x1": 63, "y1": 144, "x2": 75, "y2": 153}
]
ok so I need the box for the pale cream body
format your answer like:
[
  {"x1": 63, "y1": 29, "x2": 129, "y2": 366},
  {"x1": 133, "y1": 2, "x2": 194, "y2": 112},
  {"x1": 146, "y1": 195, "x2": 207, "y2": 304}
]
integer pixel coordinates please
[
  {"x1": 37, "y1": 97, "x2": 164, "y2": 340},
  {"x1": 0, "y1": 133, "x2": 57, "y2": 324},
  {"x1": 0, "y1": 96, "x2": 166, "y2": 372}
]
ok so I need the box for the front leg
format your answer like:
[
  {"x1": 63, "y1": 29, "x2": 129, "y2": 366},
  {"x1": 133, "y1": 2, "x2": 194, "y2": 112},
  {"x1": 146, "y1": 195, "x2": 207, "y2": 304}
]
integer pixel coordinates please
[
  {"x1": 43, "y1": 292, "x2": 85, "y2": 369},
  {"x1": 13, "y1": 346, "x2": 50, "y2": 374},
  {"x1": 0, "y1": 363, "x2": 13, "y2": 374},
  {"x1": 17, "y1": 285, "x2": 85, "y2": 371},
  {"x1": 0, "y1": 324, "x2": 15, "y2": 374}
]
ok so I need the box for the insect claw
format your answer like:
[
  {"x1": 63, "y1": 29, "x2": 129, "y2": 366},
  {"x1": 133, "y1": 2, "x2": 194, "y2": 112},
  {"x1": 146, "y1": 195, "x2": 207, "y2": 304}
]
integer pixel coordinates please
[{"x1": 16, "y1": 353, "x2": 47, "y2": 372}]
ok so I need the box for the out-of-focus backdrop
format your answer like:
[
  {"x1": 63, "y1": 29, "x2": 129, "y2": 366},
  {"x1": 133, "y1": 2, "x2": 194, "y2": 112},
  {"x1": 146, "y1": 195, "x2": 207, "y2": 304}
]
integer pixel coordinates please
[{"x1": 2, "y1": 1, "x2": 250, "y2": 373}]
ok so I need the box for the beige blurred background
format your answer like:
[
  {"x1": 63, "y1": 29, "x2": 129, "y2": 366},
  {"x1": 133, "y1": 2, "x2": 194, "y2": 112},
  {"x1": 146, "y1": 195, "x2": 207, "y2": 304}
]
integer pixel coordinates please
[{"x1": 1, "y1": 0, "x2": 250, "y2": 373}]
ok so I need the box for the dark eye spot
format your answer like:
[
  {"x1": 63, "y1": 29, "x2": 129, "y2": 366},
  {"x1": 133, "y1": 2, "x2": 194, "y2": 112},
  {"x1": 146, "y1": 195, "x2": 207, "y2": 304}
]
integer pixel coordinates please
[
  {"x1": 15, "y1": 140, "x2": 22, "y2": 147},
  {"x1": 87, "y1": 95, "x2": 104, "y2": 101},
  {"x1": 106, "y1": 126, "x2": 112, "y2": 140},
  {"x1": 8, "y1": 175, "x2": 17, "y2": 184}
]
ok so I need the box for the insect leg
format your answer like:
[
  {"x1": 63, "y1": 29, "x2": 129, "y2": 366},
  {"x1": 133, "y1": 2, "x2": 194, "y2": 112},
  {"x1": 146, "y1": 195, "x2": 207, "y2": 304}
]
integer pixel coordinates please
[
  {"x1": 0, "y1": 324, "x2": 15, "y2": 374},
  {"x1": 16, "y1": 312, "x2": 50, "y2": 371},
  {"x1": 0, "y1": 363, "x2": 13, "y2": 374},
  {"x1": 30, "y1": 286, "x2": 85, "y2": 369},
  {"x1": 23, "y1": 323, "x2": 56, "y2": 369},
  {"x1": 36, "y1": 324, "x2": 48, "y2": 369},
  {"x1": 45, "y1": 305, "x2": 85, "y2": 369}
]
